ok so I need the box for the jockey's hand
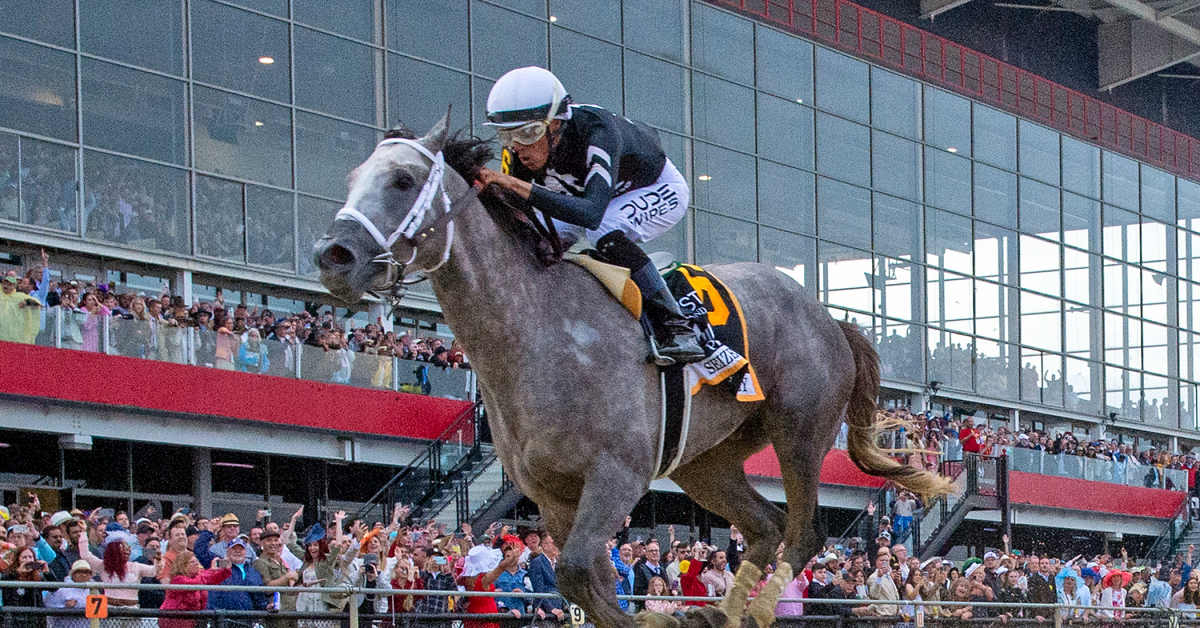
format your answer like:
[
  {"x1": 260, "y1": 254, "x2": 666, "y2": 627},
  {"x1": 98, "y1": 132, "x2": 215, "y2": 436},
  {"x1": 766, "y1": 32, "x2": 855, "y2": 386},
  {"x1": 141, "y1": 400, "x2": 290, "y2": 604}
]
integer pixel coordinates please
[{"x1": 475, "y1": 167, "x2": 532, "y2": 200}]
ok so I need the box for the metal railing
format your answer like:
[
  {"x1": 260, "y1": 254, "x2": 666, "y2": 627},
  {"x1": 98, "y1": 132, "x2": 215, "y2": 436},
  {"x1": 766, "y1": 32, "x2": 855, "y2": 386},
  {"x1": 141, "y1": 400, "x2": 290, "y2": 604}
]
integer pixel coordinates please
[
  {"x1": 709, "y1": 0, "x2": 1200, "y2": 181},
  {"x1": 353, "y1": 401, "x2": 484, "y2": 525},
  {"x1": 1146, "y1": 492, "x2": 1194, "y2": 563},
  {"x1": 1008, "y1": 446, "x2": 1190, "y2": 491},
  {"x1": 2, "y1": 580, "x2": 1196, "y2": 628},
  {"x1": 23, "y1": 306, "x2": 476, "y2": 400}
]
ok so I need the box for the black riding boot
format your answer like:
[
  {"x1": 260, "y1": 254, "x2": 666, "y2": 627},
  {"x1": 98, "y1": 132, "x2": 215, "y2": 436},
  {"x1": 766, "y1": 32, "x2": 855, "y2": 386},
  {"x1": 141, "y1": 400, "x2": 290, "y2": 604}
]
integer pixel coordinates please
[{"x1": 596, "y1": 231, "x2": 706, "y2": 365}]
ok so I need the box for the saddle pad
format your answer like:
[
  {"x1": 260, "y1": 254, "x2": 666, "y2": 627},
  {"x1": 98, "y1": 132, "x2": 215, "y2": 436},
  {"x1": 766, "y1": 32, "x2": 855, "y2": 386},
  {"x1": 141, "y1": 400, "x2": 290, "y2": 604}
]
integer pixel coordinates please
[
  {"x1": 665, "y1": 264, "x2": 764, "y2": 403},
  {"x1": 563, "y1": 252, "x2": 642, "y2": 319}
]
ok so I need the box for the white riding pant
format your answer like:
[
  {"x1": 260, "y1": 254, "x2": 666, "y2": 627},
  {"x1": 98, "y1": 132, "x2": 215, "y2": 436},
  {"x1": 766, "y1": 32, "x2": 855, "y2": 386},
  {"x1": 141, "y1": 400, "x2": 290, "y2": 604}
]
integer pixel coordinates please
[{"x1": 551, "y1": 158, "x2": 690, "y2": 245}]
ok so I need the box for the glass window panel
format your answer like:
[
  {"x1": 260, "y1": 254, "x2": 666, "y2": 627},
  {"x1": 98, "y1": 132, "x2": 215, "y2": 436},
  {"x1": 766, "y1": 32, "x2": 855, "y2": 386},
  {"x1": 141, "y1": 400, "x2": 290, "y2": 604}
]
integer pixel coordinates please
[
  {"x1": 872, "y1": 131, "x2": 920, "y2": 200},
  {"x1": 491, "y1": 0, "x2": 544, "y2": 16},
  {"x1": 1141, "y1": 165, "x2": 1175, "y2": 222},
  {"x1": 926, "y1": 208, "x2": 973, "y2": 274},
  {"x1": 1019, "y1": 177, "x2": 1060, "y2": 239},
  {"x1": 972, "y1": 104, "x2": 1016, "y2": 170},
  {"x1": 1142, "y1": 217, "x2": 1170, "y2": 267},
  {"x1": 755, "y1": 26, "x2": 813, "y2": 105},
  {"x1": 0, "y1": 37, "x2": 77, "y2": 141},
  {"x1": 386, "y1": 0, "x2": 468, "y2": 69},
  {"x1": 756, "y1": 95, "x2": 814, "y2": 169},
  {"x1": 653, "y1": 215, "x2": 688, "y2": 263},
  {"x1": 924, "y1": 147, "x2": 970, "y2": 214},
  {"x1": 928, "y1": 329, "x2": 974, "y2": 390},
  {"x1": 870, "y1": 67, "x2": 920, "y2": 139},
  {"x1": 191, "y1": 0, "x2": 291, "y2": 102},
  {"x1": 692, "y1": 2, "x2": 753, "y2": 81},
  {"x1": 757, "y1": 161, "x2": 814, "y2": 233},
  {"x1": 297, "y1": 195, "x2": 342, "y2": 277},
  {"x1": 294, "y1": 0, "x2": 376, "y2": 40},
  {"x1": 695, "y1": 211, "x2": 757, "y2": 265},
  {"x1": 817, "y1": 177, "x2": 870, "y2": 249},
  {"x1": 549, "y1": 0, "x2": 620, "y2": 40},
  {"x1": 1062, "y1": 135, "x2": 1101, "y2": 199},
  {"x1": 1102, "y1": 151, "x2": 1139, "y2": 210},
  {"x1": 1021, "y1": 349, "x2": 1063, "y2": 406},
  {"x1": 878, "y1": 319, "x2": 923, "y2": 382},
  {"x1": 1064, "y1": 247, "x2": 1098, "y2": 307},
  {"x1": 471, "y1": 2, "x2": 546, "y2": 79},
  {"x1": 975, "y1": 278, "x2": 1017, "y2": 341},
  {"x1": 247, "y1": 185, "x2": 293, "y2": 270},
  {"x1": 924, "y1": 87, "x2": 970, "y2": 156},
  {"x1": 624, "y1": 0, "x2": 684, "y2": 62},
  {"x1": 759, "y1": 228, "x2": 815, "y2": 287},
  {"x1": 0, "y1": 133, "x2": 17, "y2": 223},
  {"x1": 194, "y1": 86, "x2": 292, "y2": 188},
  {"x1": 974, "y1": 163, "x2": 1017, "y2": 229},
  {"x1": 1180, "y1": 178, "x2": 1200, "y2": 228},
  {"x1": 926, "y1": 269, "x2": 973, "y2": 334},
  {"x1": 1144, "y1": 320, "x2": 1169, "y2": 376},
  {"x1": 550, "y1": 30, "x2": 622, "y2": 112},
  {"x1": 295, "y1": 27, "x2": 377, "y2": 124},
  {"x1": 820, "y1": 242, "x2": 874, "y2": 313},
  {"x1": 295, "y1": 113, "x2": 377, "y2": 198},
  {"x1": 195, "y1": 176, "x2": 245, "y2": 262},
  {"x1": 816, "y1": 113, "x2": 869, "y2": 186},
  {"x1": 875, "y1": 257, "x2": 918, "y2": 322},
  {"x1": 1103, "y1": 261, "x2": 1141, "y2": 314},
  {"x1": 81, "y1": 1, "x2": 183, "y2": 75},
  {"x1": 1103, "y1": 204, "x2": 1140, "y2": 263},
  {"x1": 624, "y1": 52, "x2": 686, "y2": 133},
  {"x1": 873, "y1": 194, "x2": 920, "y2": 261},
  {"x1": 226, "y1": 0, "x2": 287, "y2": 17},
  {"x1": 659, "y1": 131, "x2": 688, "y2": 173},
  {"x1": 81, "y1": 59, "x2": 188, "y2": 165},
  {"x1": 1065, "y1": 357, "x2": 1101, "y2": 414},
  {"x1": 815, "y1": 48, "x2": 868, "y2": 123},
  {"x1": 387, "y1": 56, "x2": 470, "y2": 134},
  {"x1": 1019, "y1": 235, "x2": 1060, "y2": 297},
  {"x1": 1018, "y1": 120, "x2": 1059, "y2": 185},
  {"x1": 976, "y1": 338, "x2": 1018, "y2": 399},
  {"x1": 1063, "y1": 192, "x2": 1100, "y2": 252},
  {"x1": 82, "y1": 150, "x2": 189, "y2": 254},
  {"x1": 975, "y1": 222, "x2": 1018, "y2": 286},
  {"x1": 472, "y1": 77, "x2": 495, "y2": 138},
  {"x1": 1021, "y1": 291, "x2": 1061, "y2": 351},
  {"x1": 17, "y1": 137, "x2": 78, "y2": 233},
  {"x1": 1105, "y1": 365, "x2": 1137, "y2": 418},
  {"x1": 0, "y1": 0, "x2": 74, "y2": 47},
  {"x1": 692, "y1": 142, "x2": 755, "y2": 219},
  {"x1": 693, "y1": 74, "x2": 755, "y2": 152},
  {"x1": 1144, "y1": 373, "x2": 1170, "y2": 425}
]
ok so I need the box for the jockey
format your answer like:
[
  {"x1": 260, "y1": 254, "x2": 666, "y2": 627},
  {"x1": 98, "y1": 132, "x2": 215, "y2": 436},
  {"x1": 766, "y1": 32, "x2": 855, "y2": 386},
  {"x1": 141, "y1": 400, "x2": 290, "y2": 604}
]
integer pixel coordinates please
[{"x1": 475, "y1": 66, "x2": 705, "y2": 365}]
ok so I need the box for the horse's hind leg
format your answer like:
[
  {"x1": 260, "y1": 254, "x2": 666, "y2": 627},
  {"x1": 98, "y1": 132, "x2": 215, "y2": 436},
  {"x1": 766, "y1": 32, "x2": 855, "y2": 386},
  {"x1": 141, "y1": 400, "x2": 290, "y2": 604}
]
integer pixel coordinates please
[
  {"x1": 554, "y1": 464, "x2": 645, "y2": 628},
  {"x1": 670, "y1": 439, "x2": 788, "y2": 571}
]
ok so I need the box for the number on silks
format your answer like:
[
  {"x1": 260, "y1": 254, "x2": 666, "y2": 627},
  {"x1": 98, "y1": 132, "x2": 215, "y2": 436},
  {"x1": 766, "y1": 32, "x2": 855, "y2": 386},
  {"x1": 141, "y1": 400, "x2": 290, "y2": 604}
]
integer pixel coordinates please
[{"x1": 568, "y1": 603, "x2": 586, "y2": 626}]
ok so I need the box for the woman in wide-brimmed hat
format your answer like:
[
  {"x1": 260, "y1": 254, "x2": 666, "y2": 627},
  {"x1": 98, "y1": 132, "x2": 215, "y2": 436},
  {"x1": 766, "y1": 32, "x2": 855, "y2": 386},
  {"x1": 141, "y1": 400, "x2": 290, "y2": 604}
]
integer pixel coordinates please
[{"x1": 1099, "y1": 570, "x2": 1131, "y2": 618}]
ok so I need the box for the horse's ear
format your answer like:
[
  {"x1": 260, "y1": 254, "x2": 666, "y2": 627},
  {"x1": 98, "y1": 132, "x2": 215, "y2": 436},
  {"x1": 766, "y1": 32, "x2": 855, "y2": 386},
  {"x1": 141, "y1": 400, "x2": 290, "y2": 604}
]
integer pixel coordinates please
[{"x1": 422, "y1": 105, "x2": 452, "y2": 154}]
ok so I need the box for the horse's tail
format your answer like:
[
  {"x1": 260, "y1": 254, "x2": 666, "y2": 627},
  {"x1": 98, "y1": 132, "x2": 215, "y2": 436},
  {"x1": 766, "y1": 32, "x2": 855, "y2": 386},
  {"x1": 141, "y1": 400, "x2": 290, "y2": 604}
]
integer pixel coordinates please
[{"x1": 839, "y1": 321, "x2": 954, "y2": 498}]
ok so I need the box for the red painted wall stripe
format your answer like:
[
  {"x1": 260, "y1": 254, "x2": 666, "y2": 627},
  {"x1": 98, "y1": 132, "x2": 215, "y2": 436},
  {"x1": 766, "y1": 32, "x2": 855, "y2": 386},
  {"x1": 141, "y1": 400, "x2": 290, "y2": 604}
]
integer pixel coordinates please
[
  {"x1": 748, "y1": 446, "x2": 1183, "y2": 518},
  {"x1": 0, "y1": 341, "x2": 471, "y2": 439},
  {"x1": 1008, "y1": 470, "x2": 1185, "y2": 519}
]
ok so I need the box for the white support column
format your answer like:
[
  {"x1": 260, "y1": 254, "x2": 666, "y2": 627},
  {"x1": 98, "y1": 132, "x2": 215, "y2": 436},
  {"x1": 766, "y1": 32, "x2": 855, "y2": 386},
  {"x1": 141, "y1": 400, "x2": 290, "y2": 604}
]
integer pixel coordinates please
[
  {"x1": 1012, "y1": 408, "x2": 1021, "y2": 433},
  {"x1": 369, "y1": 302, "x2": 391, "y2": 332},
  {"x1": 174, "y1": 270, "x2": 194, "y2": 306}
]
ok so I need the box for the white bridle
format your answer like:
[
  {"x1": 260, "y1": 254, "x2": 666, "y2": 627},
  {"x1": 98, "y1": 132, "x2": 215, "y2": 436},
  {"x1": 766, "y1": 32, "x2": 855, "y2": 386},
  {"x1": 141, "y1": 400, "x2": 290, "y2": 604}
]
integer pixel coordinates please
[{"x1": 333, "y1": 137, "x2": 456, "y2": 289}]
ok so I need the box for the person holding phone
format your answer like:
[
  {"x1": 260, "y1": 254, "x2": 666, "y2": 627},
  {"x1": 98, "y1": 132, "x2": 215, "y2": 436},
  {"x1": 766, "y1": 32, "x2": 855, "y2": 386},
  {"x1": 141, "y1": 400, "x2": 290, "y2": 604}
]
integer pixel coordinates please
[{"x1": 208, "y1": 538, "x2": 267, "y2": 611}]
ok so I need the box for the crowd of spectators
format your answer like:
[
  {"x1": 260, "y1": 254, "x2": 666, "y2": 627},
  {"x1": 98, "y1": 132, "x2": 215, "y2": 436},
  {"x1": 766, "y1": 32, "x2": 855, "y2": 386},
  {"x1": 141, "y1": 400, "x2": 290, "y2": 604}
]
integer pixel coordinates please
[
  {"x1": 6, "y1": 490, "x2": 1200, "y2": 626},
  {"x1": 0, "y1": 252, "x2": 469, "y2": 390},
  {"x1": 868, "y1": 406, "x2": 1198, "y2": 493}
]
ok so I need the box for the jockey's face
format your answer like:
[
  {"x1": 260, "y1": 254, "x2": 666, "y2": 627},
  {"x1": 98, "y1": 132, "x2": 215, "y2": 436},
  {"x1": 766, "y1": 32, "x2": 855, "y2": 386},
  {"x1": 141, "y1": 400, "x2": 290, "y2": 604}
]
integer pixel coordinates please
[{"x1": 509, "y1": 120, "x2": 560, "y2": 172}]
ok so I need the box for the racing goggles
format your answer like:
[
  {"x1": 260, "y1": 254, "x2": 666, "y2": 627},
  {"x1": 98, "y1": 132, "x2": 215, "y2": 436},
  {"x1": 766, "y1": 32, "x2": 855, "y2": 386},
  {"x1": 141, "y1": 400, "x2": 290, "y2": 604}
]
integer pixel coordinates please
[{"x1": 497, "y1": 121, "x2": 549, "y2": 148}]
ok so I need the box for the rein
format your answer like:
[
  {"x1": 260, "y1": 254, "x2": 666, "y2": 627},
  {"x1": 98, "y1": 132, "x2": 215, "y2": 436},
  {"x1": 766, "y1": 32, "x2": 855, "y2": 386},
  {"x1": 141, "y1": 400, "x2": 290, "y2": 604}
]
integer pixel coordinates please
[{"x1": 333, "y1": 138, "x2": 476, "y2": 296}]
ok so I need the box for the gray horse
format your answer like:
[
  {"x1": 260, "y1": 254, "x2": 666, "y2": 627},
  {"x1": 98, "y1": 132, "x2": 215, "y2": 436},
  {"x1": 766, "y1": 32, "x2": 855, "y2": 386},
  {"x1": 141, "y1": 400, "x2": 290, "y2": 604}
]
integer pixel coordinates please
[{"x1": 314, "y1": 115, "x2": 950, "y2": 627}]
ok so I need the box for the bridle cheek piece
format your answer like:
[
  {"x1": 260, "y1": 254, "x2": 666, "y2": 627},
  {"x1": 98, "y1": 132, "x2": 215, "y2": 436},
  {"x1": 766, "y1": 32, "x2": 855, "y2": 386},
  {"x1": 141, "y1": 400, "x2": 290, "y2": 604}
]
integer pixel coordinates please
[{"x1": 333, "y1": 138, "x2": 459, "y2": 292}]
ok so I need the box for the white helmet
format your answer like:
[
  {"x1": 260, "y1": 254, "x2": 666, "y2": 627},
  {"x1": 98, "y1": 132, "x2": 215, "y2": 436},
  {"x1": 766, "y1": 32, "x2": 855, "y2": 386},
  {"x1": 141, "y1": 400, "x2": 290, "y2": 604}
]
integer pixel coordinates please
[{"x1": 484, "y1": 66, "x2": 570, "y2": 128}]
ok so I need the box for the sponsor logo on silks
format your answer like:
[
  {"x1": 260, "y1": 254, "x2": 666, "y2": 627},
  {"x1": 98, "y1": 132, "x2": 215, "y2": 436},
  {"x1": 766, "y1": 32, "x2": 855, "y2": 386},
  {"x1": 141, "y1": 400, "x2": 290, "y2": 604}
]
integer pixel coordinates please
[{"x1": 620, "y1": 184, "x2": 681, "y2": 226}]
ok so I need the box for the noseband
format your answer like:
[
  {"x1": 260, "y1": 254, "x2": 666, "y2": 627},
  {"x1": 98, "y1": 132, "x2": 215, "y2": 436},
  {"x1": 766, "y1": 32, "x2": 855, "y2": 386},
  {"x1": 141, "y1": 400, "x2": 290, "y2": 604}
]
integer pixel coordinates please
[{"x1": 334, "y1": 138, "x2": 470, "y2": 293}]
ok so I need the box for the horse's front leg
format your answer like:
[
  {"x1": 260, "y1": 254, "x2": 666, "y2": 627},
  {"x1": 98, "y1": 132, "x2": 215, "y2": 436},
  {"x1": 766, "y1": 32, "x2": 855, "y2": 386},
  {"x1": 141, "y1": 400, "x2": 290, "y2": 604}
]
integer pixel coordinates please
[{"x1": 555, "y1": 459, "x2": 647, "y2": 628}]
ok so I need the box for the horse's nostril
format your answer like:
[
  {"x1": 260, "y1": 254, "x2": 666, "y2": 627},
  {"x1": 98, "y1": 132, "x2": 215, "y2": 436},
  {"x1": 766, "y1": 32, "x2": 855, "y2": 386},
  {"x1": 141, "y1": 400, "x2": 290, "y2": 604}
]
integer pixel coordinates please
[{"x1": 319, "y1": 243, "x2": 356, "y2": 269}]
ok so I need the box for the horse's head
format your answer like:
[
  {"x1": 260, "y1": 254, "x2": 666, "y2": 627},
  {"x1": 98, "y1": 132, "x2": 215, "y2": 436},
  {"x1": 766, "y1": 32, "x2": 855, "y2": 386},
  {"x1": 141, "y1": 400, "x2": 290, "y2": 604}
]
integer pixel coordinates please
[{"x1": 313, "y1": 113, "x2": 468, "y2": 303}]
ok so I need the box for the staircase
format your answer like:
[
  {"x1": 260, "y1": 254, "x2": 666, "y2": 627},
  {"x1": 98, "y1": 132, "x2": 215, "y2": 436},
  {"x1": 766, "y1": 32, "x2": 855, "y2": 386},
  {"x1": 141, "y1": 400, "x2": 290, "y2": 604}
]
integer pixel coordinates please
[
  {"x1": 1145, "y1": 497, "x2": 1194, "y2": 563},
  {"x1": 914, "y1": 454, "x2": 1009, "y2": 560}
]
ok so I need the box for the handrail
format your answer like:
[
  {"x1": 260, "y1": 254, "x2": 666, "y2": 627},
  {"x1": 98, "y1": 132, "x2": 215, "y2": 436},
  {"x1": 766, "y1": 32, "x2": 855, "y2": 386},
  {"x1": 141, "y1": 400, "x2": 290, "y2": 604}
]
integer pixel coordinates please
[
  {"x1": 352, "y1": 401, "x2": 482, "y2": 522},
  {"x1": 1145, "y1": 493, "x2": 1193, "y2": 563},
  {"x1": 831, "y1": 481, "x2": 891, "y2": 548}
]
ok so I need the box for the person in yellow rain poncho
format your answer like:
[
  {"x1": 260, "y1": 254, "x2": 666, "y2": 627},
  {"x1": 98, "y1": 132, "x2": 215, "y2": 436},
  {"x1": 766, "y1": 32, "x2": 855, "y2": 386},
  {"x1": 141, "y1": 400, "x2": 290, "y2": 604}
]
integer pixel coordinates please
[{"x1": 0, "y1": 273, "x2": 42, "y2": 344}]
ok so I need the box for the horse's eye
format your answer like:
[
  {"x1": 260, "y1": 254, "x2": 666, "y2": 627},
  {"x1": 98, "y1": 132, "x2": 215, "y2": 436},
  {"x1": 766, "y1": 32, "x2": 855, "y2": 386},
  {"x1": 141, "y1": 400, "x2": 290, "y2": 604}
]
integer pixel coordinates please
[{"x1": 393, "y1": 172, "x2": 415, "y2": 190}]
